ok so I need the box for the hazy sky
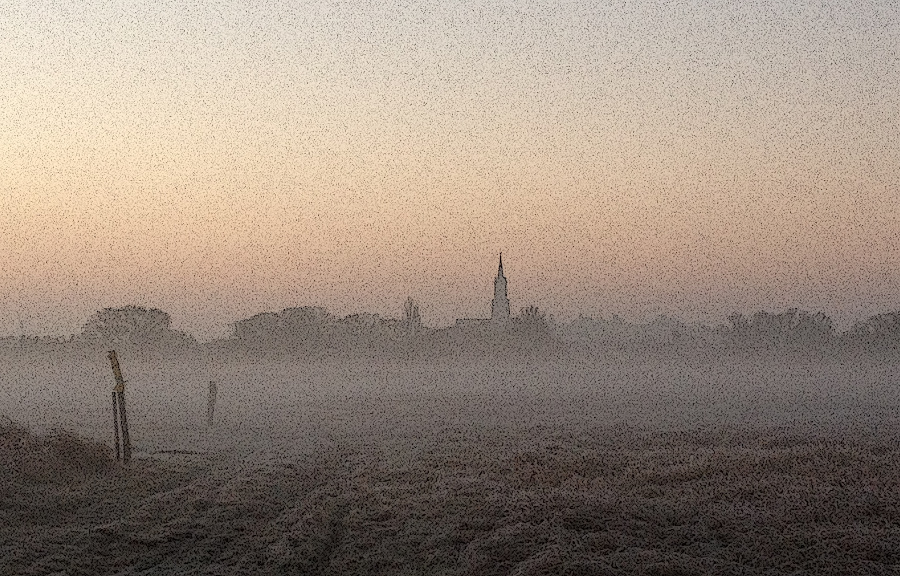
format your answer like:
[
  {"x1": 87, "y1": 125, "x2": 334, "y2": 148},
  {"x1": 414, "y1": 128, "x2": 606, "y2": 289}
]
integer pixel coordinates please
[{"x1": 2, "y1": 0, "x2": 898, "y2": 339}]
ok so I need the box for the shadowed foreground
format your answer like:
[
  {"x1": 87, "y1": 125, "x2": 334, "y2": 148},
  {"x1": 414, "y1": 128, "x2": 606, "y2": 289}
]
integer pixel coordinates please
[{"x1": 2, "y1": 421, "x2": 899, "y2": 576}]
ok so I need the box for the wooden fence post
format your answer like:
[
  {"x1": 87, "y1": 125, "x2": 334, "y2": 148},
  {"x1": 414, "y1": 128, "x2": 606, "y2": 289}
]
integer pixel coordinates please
[
  {"x1": 108, "y1": 350, "x2": 132, "y2": 463},
  {"x1": 112, "y1": 390, "x2": 121, "y2": 461},
  {"x1": 207, "y1": 381, "x2": 217, "y2": 428}
]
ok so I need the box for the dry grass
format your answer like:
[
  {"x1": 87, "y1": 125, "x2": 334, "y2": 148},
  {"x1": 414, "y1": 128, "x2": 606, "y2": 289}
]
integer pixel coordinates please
[
  {"x1": 0, "y1": 418, "x2": 113, "y2": 483},
  {"x1": 2, "y1": 423, "x2": 900, "y2": 575}
]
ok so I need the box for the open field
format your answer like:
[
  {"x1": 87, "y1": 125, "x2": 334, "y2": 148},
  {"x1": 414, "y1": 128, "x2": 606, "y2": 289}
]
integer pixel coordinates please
[{"x1": 2, "y1": 353, "x2": 900, "y2": 574}]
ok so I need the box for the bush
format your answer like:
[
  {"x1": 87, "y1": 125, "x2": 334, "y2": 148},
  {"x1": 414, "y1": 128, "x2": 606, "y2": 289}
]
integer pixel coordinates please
[{"x1": 0, "y1": 419, "x2": 113, "y2": 482}]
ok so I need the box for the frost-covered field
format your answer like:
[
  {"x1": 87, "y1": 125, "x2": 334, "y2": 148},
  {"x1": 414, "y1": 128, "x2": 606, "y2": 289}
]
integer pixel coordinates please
[{"x1": 2, "y1": 352, "x2": 900, "y2": 574}]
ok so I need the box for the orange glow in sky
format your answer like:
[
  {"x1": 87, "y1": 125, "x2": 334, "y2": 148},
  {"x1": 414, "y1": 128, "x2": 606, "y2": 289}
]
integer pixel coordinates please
[{"x1": 2, "y1": 1, "x2": 898, "y2": 339}]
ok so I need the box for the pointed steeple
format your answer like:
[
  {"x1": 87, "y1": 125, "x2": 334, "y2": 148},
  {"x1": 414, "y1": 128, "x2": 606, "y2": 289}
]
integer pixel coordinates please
[{"x1": 492, "y1": 252, "x2": 510, "y2": 322}]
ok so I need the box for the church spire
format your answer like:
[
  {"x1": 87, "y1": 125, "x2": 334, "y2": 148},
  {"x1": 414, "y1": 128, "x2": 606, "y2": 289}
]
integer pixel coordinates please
[{"x1": 491, "y1": 252, "x2": 510, "y2": 322}]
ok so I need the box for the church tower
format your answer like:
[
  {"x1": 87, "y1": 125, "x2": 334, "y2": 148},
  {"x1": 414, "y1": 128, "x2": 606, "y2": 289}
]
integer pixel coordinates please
[{"x1": 491, "y1": 253, "x2": 510, "y2": 322}]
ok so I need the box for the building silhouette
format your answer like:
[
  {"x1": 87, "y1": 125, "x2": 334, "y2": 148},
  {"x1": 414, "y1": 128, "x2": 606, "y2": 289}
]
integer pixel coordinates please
[
  {"x1": 456, "y1": 253, "x2": 511, "y2": 327},
  {"x1": 491, "y1": 253, "x2": 510, "y2": 322}
]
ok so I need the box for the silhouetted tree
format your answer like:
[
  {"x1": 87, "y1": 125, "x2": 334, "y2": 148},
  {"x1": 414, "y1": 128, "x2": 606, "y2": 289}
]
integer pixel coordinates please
[
  {"x1": 726, "y1": 309, "x2": 833, "y2": 352},
  {"x1": 726, "y1": 312, "x2": 750, "y2": 348},
  {"x1": 511, "y1": 305, "x2": 552, "y2": 347},
  {"x1": 233, "y1": 312, "x2": 281, "y2": 349},
  {"x1": 844, "y1": 312, "x2": 900, "y2": 354},
  {"x1": 280, "y1": 306, "x2": 334, "y2": 347},
  {"x1": 81, "y1": 306, "x2": 194, "y2": 348},
  {"x1": 403, "y1": 297, "x2": 422, "y2": 335},
  {"x1": 233, "y1": 307, "x2": 336, "y2": 353}
]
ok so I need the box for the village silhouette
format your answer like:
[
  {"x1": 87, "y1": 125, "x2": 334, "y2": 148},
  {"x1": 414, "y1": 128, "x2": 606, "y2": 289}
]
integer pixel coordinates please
[{"x1": 2, "y1": 253, "x2": 898, "y2": 360}]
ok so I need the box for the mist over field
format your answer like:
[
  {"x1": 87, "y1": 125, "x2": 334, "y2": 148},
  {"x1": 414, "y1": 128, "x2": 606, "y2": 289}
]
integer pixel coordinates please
[{"x1": 3, "y1": 314, "x2": 900, "y2": 574}]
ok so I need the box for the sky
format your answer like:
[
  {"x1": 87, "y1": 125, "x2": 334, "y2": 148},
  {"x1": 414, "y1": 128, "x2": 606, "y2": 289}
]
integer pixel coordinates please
[{"x1": 1, "y1": 0, "x2": 898, "y2": 340}]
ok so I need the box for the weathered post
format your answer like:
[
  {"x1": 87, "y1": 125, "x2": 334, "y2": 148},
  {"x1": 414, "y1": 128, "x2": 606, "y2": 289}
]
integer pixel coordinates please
[
  {"x1": 112, "y1": 390, "x2": 121, "y2": 461},
  {"x1": 207, "y1": 380, "x2": 217, "y2": 428},
  {"x1": 108, "y1": 350, "x2": 132, "y2": 463}
]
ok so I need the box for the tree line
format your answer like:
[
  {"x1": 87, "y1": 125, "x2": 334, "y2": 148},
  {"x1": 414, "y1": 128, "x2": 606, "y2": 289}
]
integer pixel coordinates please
[{"x1": 2, "y1": 304, "x2": 900, "y2": 358}]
